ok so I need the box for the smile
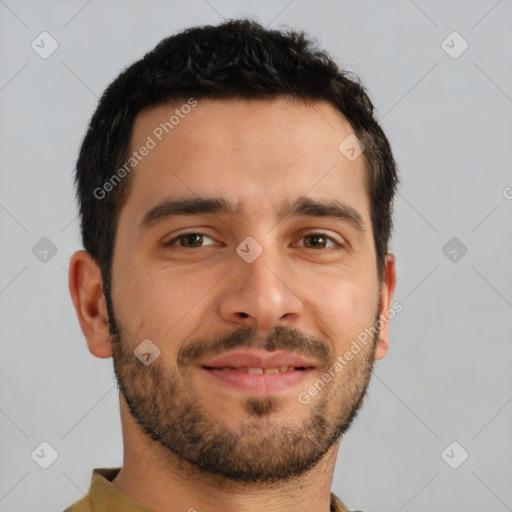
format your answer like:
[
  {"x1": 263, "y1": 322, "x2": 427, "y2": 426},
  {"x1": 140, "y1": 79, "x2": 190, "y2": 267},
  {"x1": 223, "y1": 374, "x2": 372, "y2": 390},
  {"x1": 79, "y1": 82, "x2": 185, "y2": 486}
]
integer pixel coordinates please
[
  {"x1": 199, "y1": 366, "x2": 314, "y2": 394},
  {"x1": 205, "y1": 366, "x2": 305, "y2": 374}
]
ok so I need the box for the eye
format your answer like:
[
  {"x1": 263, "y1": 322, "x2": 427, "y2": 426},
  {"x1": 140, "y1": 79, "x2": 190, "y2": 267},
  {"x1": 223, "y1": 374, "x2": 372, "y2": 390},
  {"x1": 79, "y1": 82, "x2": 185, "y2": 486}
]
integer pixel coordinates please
[
  {"x1": 298, "y1": 232, "x2": 341, "y2": 249},
  {"x1": 163, "y1": 231, "x2": 217, "y2": 249}
]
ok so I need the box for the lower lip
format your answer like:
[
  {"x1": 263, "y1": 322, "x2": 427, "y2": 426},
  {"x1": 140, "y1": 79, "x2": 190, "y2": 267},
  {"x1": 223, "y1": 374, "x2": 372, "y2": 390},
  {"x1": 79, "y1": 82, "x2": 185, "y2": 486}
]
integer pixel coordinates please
[{"x1": 199, "y1": 367, "x2": 315, "y2": 395}]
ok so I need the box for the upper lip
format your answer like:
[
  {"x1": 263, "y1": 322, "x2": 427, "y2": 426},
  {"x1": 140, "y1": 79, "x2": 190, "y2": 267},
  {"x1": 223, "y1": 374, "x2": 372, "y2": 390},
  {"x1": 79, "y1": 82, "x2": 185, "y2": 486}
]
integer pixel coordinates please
[{"x1": 199, "y1": 350, "x2": 317, "y2": 369}]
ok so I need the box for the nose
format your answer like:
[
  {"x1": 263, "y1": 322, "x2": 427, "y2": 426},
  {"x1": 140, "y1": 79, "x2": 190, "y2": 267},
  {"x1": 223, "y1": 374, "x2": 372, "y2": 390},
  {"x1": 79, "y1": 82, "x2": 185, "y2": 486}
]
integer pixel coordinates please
[{"x1": 217, "y1": 241, "x2": 304, "y2": 332}]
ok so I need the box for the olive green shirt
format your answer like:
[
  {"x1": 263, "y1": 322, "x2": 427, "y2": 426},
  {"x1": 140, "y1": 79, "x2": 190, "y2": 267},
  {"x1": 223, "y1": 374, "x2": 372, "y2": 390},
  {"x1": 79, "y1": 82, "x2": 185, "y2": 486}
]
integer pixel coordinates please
[{"x1": 63, "y1": 468, "x2": 360, "y2": 512}]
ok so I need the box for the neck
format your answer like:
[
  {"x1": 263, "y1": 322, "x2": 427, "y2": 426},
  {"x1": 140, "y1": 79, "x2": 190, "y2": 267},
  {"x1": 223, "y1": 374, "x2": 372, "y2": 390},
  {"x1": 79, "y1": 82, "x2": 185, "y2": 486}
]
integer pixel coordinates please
[{"x1": 112, "y1": 400, "x2": 340, "y2": 512}]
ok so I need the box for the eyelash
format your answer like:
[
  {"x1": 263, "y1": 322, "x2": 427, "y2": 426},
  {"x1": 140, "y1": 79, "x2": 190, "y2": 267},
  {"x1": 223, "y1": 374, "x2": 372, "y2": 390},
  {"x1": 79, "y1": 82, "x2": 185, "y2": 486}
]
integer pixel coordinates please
[
  {"x1": 163, "y1": 230, "x2": 343, "y2": 250},
  {"x1": 163, "y1": 230, "x2": 213, "y2": 248}
]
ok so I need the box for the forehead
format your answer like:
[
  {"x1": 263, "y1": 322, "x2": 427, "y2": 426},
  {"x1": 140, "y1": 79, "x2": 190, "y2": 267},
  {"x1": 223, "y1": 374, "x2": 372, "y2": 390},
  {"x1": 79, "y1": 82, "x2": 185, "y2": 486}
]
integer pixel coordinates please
[{"x1": 122, "y1": 96, "x2": 370, "y2": 228}]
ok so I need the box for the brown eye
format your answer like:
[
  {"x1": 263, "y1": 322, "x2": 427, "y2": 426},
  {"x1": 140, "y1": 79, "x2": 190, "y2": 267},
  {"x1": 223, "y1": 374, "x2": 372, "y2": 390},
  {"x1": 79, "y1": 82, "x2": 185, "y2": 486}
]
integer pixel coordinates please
[
  {"x1": 179, "y1": 233, "x2": 204, "y2": 248},
  {"x1": 164, "y1": 231, "x2": 216, "y2": 249},
  {"x1": 301, "y1": 233, "x2": 338, "y2": 249}
]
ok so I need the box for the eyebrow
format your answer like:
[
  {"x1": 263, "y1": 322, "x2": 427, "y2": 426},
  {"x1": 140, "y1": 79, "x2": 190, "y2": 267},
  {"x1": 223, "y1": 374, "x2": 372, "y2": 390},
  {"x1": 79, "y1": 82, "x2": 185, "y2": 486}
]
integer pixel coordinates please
[
  {"x1": 138, "y1": 197, "x2": 238, "y2": 233},
  {"x1": 282, "y1": 196, "x2": 366, "y2": 233},
  {"x1": 138, "y1": 196, "x2": 366, "y2": 234}
]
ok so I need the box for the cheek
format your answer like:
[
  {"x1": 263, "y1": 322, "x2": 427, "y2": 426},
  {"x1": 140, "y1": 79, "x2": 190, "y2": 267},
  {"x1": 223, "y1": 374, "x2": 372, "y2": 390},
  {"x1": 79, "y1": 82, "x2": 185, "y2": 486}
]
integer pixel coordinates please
[
  {"x1": 113, "y1": 264, "x2": 217, "y2": 345},
  {"x1": 112, "y1": 265, "x2": 174, "y2": 336},
  {"x1": 305, "y1": 272, "x2": 378, "y2": 348}
]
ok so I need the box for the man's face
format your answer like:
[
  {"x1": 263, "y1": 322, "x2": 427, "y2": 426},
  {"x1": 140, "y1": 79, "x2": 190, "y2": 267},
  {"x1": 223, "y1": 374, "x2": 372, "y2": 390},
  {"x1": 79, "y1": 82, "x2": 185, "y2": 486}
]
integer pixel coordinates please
[{"x1": 108, "y1": 96, "x2": 390, "y2": 483}]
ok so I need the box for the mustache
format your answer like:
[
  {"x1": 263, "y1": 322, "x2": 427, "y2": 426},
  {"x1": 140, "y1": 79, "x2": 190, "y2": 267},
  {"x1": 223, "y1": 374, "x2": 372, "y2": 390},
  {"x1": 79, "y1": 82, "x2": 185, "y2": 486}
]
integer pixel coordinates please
[{"x1": 177, "y1": 325, "x2": 333, "y2": 368}]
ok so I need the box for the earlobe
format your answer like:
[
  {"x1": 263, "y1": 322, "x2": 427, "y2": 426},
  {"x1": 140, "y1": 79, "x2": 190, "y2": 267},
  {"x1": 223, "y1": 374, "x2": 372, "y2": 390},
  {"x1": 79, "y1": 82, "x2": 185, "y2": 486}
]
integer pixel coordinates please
[
  {"x1": 374, "y1": 253, "x2": 397, "y2": 361},
  {"x1": 68, "y1": 250, "x2": 113, "y2": 358}
]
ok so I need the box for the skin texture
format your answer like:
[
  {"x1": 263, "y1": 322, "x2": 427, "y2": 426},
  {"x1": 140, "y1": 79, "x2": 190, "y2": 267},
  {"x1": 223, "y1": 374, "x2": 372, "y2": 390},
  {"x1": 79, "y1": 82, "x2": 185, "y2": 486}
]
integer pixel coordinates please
[{"x1": 69, "y1": 96, "x2": 396, "y2": 512}]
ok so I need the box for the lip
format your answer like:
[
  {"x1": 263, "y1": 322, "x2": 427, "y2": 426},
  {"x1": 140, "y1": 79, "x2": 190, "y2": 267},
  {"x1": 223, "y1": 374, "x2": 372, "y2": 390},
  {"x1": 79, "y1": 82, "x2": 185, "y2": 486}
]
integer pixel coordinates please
[
  {"x1": 199, "y1": 350, "x2": 317, "y2": 370},
  {"x1": 197, "y1": 350, "x2": 317, "y2": 395},
  {"x1": 199, "y1": 366, "x2": 315, "y2": 394}
]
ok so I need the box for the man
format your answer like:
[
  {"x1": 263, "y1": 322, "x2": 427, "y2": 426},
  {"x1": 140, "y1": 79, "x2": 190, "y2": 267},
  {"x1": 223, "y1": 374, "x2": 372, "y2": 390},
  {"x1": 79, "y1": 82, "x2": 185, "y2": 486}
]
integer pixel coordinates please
[{"x1": 66, "y1": 18, "x2": 398, "y2": 512}]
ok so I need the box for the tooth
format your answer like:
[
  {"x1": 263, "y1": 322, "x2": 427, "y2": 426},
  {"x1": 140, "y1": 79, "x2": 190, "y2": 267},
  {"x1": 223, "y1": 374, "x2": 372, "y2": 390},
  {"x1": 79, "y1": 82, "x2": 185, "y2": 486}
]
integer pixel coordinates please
[{"x1": 215, "y1": 366, "x2": 299, "y2": 374}]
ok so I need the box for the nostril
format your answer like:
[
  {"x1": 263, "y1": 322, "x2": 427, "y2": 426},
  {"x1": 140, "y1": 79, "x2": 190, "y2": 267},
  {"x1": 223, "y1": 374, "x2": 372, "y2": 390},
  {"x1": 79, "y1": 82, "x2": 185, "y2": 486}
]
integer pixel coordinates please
[{"x1": 238, "y1": 312, "x2": 249, "y2": 318}]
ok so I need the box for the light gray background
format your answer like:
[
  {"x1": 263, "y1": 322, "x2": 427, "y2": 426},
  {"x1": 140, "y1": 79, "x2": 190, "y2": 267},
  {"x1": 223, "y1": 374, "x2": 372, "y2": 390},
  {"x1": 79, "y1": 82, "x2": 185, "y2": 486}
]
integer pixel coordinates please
[{"x1": 1, "y1": 1, "x2": 511, "y2": 511}]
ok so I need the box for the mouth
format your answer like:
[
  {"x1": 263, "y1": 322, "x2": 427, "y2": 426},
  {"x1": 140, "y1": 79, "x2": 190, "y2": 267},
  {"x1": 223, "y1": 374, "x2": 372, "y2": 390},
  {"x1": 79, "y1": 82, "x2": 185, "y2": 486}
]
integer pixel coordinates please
[
  {"x1": 198, "y1": 350, "x2": 317, "y2": 395},
  {"x1": 202, "y1": 365, "x2": 309, "y2": 373},
  {"x1": 199, "y1": 366, "x2": 315, "y2": 394}
]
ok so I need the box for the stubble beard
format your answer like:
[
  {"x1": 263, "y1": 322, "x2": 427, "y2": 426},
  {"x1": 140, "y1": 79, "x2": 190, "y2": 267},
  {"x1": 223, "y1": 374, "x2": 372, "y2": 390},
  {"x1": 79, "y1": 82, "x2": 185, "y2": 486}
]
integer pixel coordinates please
[{"x1": 110, "y1": 319, "x2": 378, "y2": 485}]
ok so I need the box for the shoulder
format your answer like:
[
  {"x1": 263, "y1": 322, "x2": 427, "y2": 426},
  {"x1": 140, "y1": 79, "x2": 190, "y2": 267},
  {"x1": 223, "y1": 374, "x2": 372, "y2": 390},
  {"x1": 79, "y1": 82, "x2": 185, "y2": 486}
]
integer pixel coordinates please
[
  {"x1": 62, "y1": 494, "x2": 93, "y2": 512},
  {"x1": 330, "y1": 491, "x2": 365, "y2": 512}
]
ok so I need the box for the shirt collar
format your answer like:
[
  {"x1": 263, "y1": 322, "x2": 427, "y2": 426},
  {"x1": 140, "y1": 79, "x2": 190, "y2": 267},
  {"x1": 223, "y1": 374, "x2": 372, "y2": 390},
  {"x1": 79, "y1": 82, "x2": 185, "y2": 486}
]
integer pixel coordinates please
[
  {"x1": 88, "y1": 468, "x2": 148, "y2": 512},
  {"x1": 87, "y1": 467, "x2": 353, "y2": 512}
]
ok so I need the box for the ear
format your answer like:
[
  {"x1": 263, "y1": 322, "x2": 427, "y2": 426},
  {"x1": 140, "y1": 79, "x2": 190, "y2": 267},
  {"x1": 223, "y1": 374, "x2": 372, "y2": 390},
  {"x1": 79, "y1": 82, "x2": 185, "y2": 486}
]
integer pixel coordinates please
[
  {"x1": 373, "y1": 253, "x2": 397, "y2": 361},
  {"x1": 68, "y1": 250, "x2": 113, "y2": 358}
]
